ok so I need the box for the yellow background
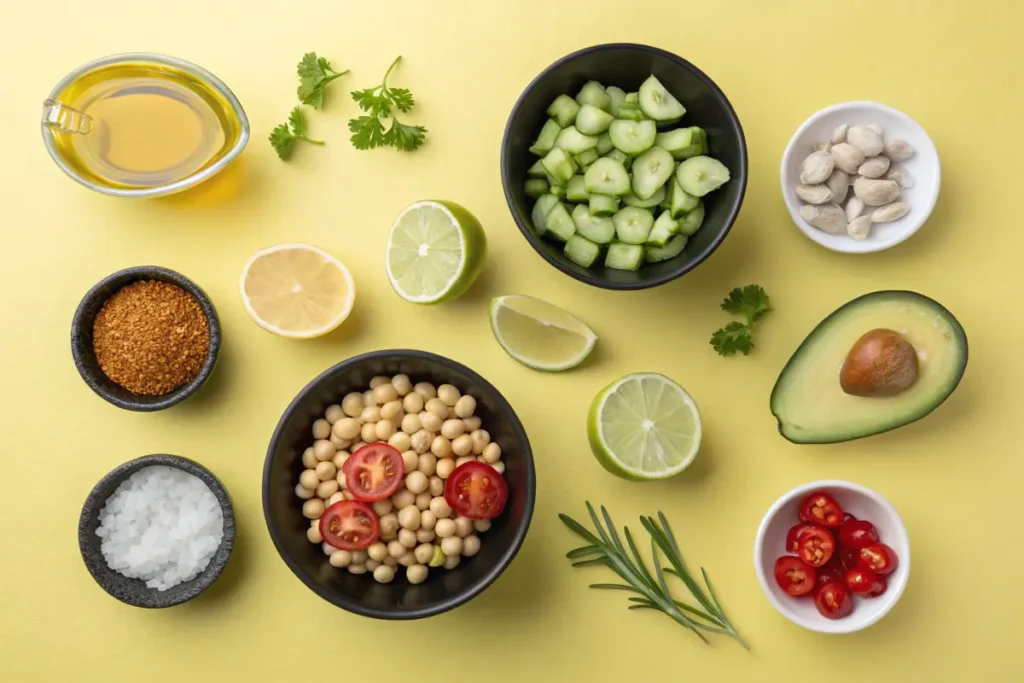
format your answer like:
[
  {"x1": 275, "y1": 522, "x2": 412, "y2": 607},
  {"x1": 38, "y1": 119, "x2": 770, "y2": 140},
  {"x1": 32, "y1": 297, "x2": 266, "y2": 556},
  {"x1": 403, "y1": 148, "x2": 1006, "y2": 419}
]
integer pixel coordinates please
[{"x1": 1, "y1": 1, "x2": 1020, "y2": 680}]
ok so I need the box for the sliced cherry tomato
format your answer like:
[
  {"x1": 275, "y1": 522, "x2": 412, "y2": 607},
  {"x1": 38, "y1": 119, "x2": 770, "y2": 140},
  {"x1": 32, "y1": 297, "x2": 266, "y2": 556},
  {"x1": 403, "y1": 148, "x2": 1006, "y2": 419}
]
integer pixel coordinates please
[
  {"x1": 341, "y1": 443, "x2": 404, "y2": 502},
  {"x1": 444, "y1": 461, "x2": 508, "y2": 520},
  {"x1": 815, "y1": 558, "x2": 846, "y2": 589},
  {"x1": 857, "y1": 543, "x2": 899, "y2": 575},
  {"x1": 838, "y1": 518, "x2": 879, "y2": 550},
  {"x1": 814, "y1": 582, "x2": 853, "y2": 619},
  {"x1": 838, "y1": 544, "x2": 860, "y2": 571},
  {"x1": 797, "y1": 526, "x2": 835, "y2": 568},
  {"x1": 319, "y1": 500, "x2": 379, "y2": 550},
  {"x1": 786, "y1": 523, "x2": 814, "y2": 553},
  {"x1": 798, "y1": 491, "x2": 845, "y2": 528},
  {"x1": 774, "y1": 556, "x2": 817, "y2": 596},
  {"x1": 845, "y1": 567, "x2": 888, "y2": 598}
]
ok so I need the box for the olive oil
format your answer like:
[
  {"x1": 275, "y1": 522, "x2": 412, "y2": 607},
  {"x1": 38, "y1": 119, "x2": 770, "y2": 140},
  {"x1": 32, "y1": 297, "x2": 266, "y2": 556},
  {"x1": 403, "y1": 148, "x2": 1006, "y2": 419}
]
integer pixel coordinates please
[{"x1": 49, "y1": 62, "x2": 244, "y2": 190}]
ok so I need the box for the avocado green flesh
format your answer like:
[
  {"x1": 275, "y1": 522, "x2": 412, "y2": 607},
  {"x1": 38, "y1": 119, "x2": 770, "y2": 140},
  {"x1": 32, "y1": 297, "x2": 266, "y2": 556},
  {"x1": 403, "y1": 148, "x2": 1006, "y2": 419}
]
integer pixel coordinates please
[{"x1": 771, "y1": 291, "x2": 968, "y2": 444}]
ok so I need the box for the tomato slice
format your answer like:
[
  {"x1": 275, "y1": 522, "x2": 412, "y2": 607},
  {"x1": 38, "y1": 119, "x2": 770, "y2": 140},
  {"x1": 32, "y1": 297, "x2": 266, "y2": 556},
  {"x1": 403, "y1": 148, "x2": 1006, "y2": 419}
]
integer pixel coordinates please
[
  {"x1": 814, "y1": 582, "x2": 853, "y2": 619},
  {"x1": 845, "y1": 567, "x2": 888, "y2": 598},
  {"x1": 785, "y1": 523, "x2": 814, "y2": 553},
  {"x1": 797, "y1": 526, "x2": 835, "y2": 568},
  {"x1": 319, "y1": 500, "x2": 379, "y2": 550},
  {"x1": 773, "y1": 556, "x2": 817, "y2": 596},
  {"x1": 838, "y1": 518, "x2": 879, "y2": 549},
  {"x1": 341, "y1": 443, "x2": 404, "y2": 502},
  {"x1": 815, "y1": 558, "x2": 846, "y2": 589},
  {"x1": 444, "y1": 461, "x2": 508, "y2": 520},
  {"x1": 798, "y1": 491, "x2": 845, "y2": 528},
  {"x1": 857, "y1": 543, "x2": 899, "y2": 575}
]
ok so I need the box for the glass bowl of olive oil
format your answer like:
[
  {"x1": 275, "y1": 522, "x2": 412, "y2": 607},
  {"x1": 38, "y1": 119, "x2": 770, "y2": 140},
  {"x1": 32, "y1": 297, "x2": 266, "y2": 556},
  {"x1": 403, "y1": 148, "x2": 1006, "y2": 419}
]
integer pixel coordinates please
[{"x1": 41, "y1": 53, "x2": 249, "y2": 198}]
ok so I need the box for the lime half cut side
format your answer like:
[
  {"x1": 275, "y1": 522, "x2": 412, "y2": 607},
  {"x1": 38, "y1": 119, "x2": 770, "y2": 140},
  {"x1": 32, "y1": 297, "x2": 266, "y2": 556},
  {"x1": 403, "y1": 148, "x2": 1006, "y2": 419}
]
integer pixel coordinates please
[
  {"x1": 489, "y1": 294, "x2": 597, "y2": 371},
  {"x1": 587, "y1": 373, "x2": 701, "y2": 480}
]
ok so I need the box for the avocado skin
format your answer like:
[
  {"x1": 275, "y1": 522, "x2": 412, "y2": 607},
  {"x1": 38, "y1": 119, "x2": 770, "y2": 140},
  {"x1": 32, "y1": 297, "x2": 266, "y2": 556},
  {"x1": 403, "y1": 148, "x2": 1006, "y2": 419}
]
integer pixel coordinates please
[{"x1": 770, "y1": 291, "x2": 968, "y2": 444}]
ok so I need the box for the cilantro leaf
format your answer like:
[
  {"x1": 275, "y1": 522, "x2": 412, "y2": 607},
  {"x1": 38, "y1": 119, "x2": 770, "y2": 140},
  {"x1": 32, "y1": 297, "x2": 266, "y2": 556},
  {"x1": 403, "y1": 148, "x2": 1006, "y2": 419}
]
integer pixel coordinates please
[
  {"x1": 288, "y1": 107, "x2": 306, "y2": 137},
  {"x1": 296, "y1": 52, "x2": 348, "y2": 109},
  {"x1": 349, "y1": 115, "x2": 387, "y2": 150},
  {"x1": 352, "y1": 87, "x2": 390, "y2": 118},
  {"x1": 720, "y1": 285, "x2": 771, "y2": 324},
  {"x1": 269, "y1": 107, "x2": 323, "y2": 160},
  {"x1": 388, "y1": 87, "x2": 415, "y2": 113},
  {"x1": 385, "y1": 120, "x2": 427, "y2": 152},
  {"x1": 347, "y1": 56, "x2": 427, "y2": 152},
  {"x1": 710, "y1": 321, "x2": 755, "y2": 356}
]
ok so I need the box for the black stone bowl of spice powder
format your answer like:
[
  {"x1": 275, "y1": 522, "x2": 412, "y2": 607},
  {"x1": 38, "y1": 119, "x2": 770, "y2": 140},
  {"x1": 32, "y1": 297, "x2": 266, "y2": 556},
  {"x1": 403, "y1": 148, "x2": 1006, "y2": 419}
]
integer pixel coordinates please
[{"x1": 71, "y1": 266, "x2": 221, "y2": 411}]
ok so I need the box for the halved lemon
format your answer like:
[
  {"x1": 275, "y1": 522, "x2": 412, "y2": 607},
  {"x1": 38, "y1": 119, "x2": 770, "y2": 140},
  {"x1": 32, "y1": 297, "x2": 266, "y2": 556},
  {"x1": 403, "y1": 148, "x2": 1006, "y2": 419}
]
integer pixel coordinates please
[
  {"x1": 489, "y1": 294, "x2": 597, "y2": 371},
  {"x1": 239, "y1": 243, "x2": 355, "y2": 339}
]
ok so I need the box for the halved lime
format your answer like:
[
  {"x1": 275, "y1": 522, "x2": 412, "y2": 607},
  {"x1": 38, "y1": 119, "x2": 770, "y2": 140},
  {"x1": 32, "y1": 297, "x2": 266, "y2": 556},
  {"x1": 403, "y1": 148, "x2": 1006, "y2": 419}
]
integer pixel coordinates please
[
  {"x1": 386, "y1": 200, "x2": 487, "y2": 304},
  {"x1": 489, "y1": 295, "x2": 597, "y2": 371},
  {"x1": 587, "y1": 373, "x2": 701, "y2": 480}
]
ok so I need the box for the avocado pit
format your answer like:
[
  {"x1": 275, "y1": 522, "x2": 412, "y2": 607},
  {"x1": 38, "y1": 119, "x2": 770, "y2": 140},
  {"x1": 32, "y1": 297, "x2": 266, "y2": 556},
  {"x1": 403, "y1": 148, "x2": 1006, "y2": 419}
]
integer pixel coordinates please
[{"x1": 840, "y1": 328, "x2": 919, "y2": 397}]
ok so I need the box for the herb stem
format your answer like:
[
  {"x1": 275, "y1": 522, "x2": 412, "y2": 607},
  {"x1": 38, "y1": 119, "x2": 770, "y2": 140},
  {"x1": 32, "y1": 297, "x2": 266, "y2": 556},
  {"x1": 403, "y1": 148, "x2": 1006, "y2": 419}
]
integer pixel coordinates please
[{"x1": 382, "y1": 55, "x2": 402, "y2": 88}]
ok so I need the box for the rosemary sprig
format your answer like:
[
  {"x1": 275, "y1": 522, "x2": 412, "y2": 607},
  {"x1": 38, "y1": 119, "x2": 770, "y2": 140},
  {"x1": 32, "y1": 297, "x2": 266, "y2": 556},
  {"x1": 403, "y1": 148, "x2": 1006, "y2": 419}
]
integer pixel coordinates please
[{"x1": 560, "y1": 503, "x2": 749, "y2": 650}]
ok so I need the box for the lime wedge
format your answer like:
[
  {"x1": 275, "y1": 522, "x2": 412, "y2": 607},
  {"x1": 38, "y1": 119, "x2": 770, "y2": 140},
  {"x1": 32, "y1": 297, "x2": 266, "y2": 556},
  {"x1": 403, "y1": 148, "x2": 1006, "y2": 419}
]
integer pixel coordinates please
[
  {"x1": 386, "y1": 200, "x2": 487, "y2": 304},
  {"x1": 489, "y1": 295, "x2": 597, "y2": 371},
  {"x1": 587, "y1": 373, "x2": 701, "y2": 480}
]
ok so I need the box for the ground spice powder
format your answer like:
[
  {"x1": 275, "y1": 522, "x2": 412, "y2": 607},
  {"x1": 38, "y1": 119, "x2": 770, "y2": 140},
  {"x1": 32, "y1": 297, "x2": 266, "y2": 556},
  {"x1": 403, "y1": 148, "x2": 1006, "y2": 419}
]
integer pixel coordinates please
[{"x1": 92, "y1": 280, "x2": 210, "y2": 396}]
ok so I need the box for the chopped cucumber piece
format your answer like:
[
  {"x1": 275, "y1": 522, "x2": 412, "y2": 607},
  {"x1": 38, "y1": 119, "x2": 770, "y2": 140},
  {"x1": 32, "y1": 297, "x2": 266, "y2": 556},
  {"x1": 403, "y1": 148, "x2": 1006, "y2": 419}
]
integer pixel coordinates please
[
  {"x1": 529, "y1": 119, "x2": 562, "y2": 156},
  {"x1": 575, "y1": 81, "x2": 612, "y2": 112},
  {"x1": 555, "y1": 126, "x2": 599, "y2": 154},
  {"x1": 676, "y1": 155, "x2": 731, "y2": 197},
  {"x1": 602, "y1": 148, "x2": 632, "y2": 171},
  {"x1": 669, "y1": 180, "x2": 700, "y2": 218},
  {"x1": 677, "y1": 200, "x2": 705, "y2": 236},
  {"x1": 694, "y1": 127, "x2": 708, "y2": 154},
  {"x1": 624, "y1": 92, "x2": 639, "y2": 105},
  {"x1": 655, "y1": 127, "x2": 704, "y2": 160},
  {"x1": 527, "y1": 160, "x2": 548, "y2": 178},
  {"x1": 605, "y1": 242, "x2": 644, "y2": 271},
  {"x1": 547, "y1": 94, "x2": 580, "y2": 127},
  {"x1": 647, "y1": 211, "x2": 680, "y2": 247},
  {"x1": 566, "y1": 175, "x2": 589, "y2": 202},
  {"x1": 574, "y1": 148, "x2": 599, "y2": 170},
  {"x1": 612, "y1": 207, "x2": 655, "y2": 244},
  {"x1": 572, "y1": 204, "x2": 615, "y2": 243},
  {"x1": 525, "y1": 179, "x2": 549, "y2": 197},
  {"x1": 644, "y1": 235, "x2": 687, "y2": 262},
  {"x1": 544, "y1": 202, "x2": 576, "y2": 242},
  {"x1": 609, "y1": 120, "x2": 657, "y2": 155},
  {"x1": 659, "y1": 190, "x2": 672, "y2": 211},
  {"x1": 638, "y1": 75, "x2": 686, "y2": 123},
  {"x1": 531, "y1": 194, "x2": 561, "y2": 235},
  {"x1": 606, "y1": 86, "x2": 626, "y2": 116},
  {"x1": 564, "y1": 234, "x2": 601, "y2": 267},
  {"x1": 589, "y1": 194, "x2": 620, "y2": 216},
  {"x1": 584, "y1": 158, "x2": 630, "y2": 196},
  {"x1": 631, "y1": 146, "x2": 675, "y2": 200},
  {"x1": 615, "y1": 102, "x2": 645, "y2": 121},
  {"x1": 541, "y1": 147, "x2": 578, "y2": 184},
  {"x1": 576, "y1": 104, "x2": 615, "y2": 135},
  {"x1": 549, "y1": 185, "x2": 566, "y2": 198},
  {"x1": 595, "y1": 133, "x2": 614, "y2": 156},
  {"x1": 622, "y1": 186, "x2": 666, "y2": 208}
]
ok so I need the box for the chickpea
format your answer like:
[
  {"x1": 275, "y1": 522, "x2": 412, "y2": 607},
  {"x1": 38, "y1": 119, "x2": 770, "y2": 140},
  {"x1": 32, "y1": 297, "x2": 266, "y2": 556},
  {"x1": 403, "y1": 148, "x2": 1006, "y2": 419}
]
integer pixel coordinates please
[
  {"x1": 301, "y1": 447, "x2": 319, "y2": 469},
  {"x1": 482, "y1": 442, "x2": 502, "y2": 464},
  {"x1": 299, "y1": 469, "x2": 319, "y2": 490},
  {"x1": 406, "y1": 471, "x2": 429, "y2": 495},
  {"x1": 398, "y1": 552, "x2": 417, "y2": 567},
  {"x1": 366, "y1": 559, "x2": 381, "y2": 572},
  {"x1": 414, "y1": 543, "x2": 435, "y2": 564},
  {"x1": 461, "y1": 534, "x2": 482, "y2": 557},
  {"x1": 473, "y1": 519, "x2": 491, "y2": 533},
  {"x1": 316, "y1": 480, "x2": 339, "y2": 499},
  {"x1": 401, "y1": 450, "x2": 418, "y2": 474},
  {"x1": 323, "y1": 542, "x2": 336, "y2": 556},
  {"x1": 372, "y1": 383, "x2": 399, "y2": 405},
  {"x1": 403, "y1": 392, "x2": 424, "y2": 415},
  {"x1": 425, "y1": 398, "x2": 448, "y2": 418},
  {"x1": 387, "y1": 540, "x2": 406, "y2": 558},
  {"x1": 362, "y1": 389, "x2": 376, "y2": 406},
  {"x1": 416, "y1": 492, "x2": 432, "y2": 510},
  {"x1": 351, "y1": 441, "x2": 366, "y2": 451},
  {"x1": 383, "y1": 555, "x2": 398, "y2": 567},
  {"x1": 440, "y1": 419, "x2": 466, "y2": 440},
  {"x1": 348, "y1": 563, "x2": 368, "y2": 575},
  {"x1": 400, "y1": 413, "x2": 422, "y2": 435},
  {"x1": 398, "y1": 528, "x2": 417, "y2": 549},
  {"x1": 444, "y1": 554, "x2": 461, "y2": 570},
  {"x1": 327, "y1": 492, "x2": 345, "y2": 506},
  {"x1": 414, "y1": 382, "x2": 437, "y2": 400},
  {"x1": 429, "y1": 476, "x2": 444, "y2": 497},
  {"x1": 306, "y1": 525, "x2": 323, "y2": 544},
  {"x1": 455, "y1": 456, "x2": 474, "y2": 468},
  {"x1": 435, "y1": 518, "x2": 456, "y2": 538},
  {"x1": 360, "y1": 423, "x2": 377, "y2": 443},
  {"x1": 431, "y1": 435, "x2": 453, "y2": 458},
  {"x1": 380, "y1": 400, "x2": 403, "y2": 421},
  {"x1": 420, "y1": 510, "x2": 437, "y2": 531},
  {"x1": 420, "y1": 411, "x2": 443, "y2": 433},
  {"x1": 341, "y1": 392, "x2": 364, "y2": 417},
  {"x1": 454, "y1": 395, "x2": 477, "y2": 419},
  {"x1": 314, "y1": 440, "x2": 337, "y2": 462},
  {"x1": 469, "y1": 429, "x2": 490, "y2": 454},
  {"x1": 315, "y1": 461, "x2": 337, "y2": 481},
  {"x1": 333, "y1": 418, "x2": 361, "y2": 441},
  {"x1": 454, "y1": 516, "x2": 474, "y2": 538},
  {"x1": 335, "y1": 471, "x2": 347, "y2": 489},
  {"x1": 430, "y1": 497, "x2": 453, "y2": 519},
  {"x1": 435, "y1": 383, "x2": 458, "y2": 406},
  {"x1": 384, "y1": 432, "x2": 409, "y2": 454},
  {"x1": 373, "y1": 499, "x2": 394, "y2": 516},
  {"x1": 416, "y1": 529, "x2": 436, "y2": 543},
  {"x1": 329, "y1": 550, "x2": 352, "y2": 568},
  {"x1": 441, "y1": 536, "x2": 463, "y2": 556},
  {"x1": 369, "y1": 375, "x2": 390, "y2": 389},
  {"x1": 410, "y1": 430, "x2": 432, "y2": 454},
  {"x1": 332, "y1": 450, "x2": 350, "y2": 470},
  {"x1": 360, "y1": 406, "x2": 382, "y2": 424},
  {"x1": 351, "y1": 550, "x2": 369, "y2": 565},
  {"x1": 367, "y1": 541, "x2": 389, "y2": 562},
  {"x1": 436, "y1": 458, "x2": 456, "y2": 479},
  {"x1": 379, "y1": 513, "x2": 399, "y2": 540},
  {"x1": 492, "y1": 461, "x2": 506, "y2": 475},
  {"x1": 391, "y1": 488, "x2": 415, "y2": 510},
  {"x1": 398, "y1": 505, "x2": 422, "y2": 531},
  {"x1": 325, "y1": 404, "x2": 345, "y2": 423},
  {"x1": 417, "y1": 453, "x2": 437, "y2": 477},
  {"x1": 312, "y1": 418, "x2": 332, "y2": 440},
  {"x1": 451, "y1": 434, "x2": 473, "y2": 456},
  {"x1": 463, "y1": 416, "x2": 482, "y2": 432},
  {"x1": 375, "y1": 419, "x2": 397, "y2": 441},
  {"x1": 407, "y1": 564, "x2": 429, "y2": 584},
  {"x1": 329, "y1": 434, "x2": 350, "y2": 450},
  {"x1": 295, "y1": 484, "x2": 314, "y2": 500},
  {"x1": 373, "y1": 565, "x2": 396, "y2": 584},
  {"x1": 303, "y1": 499, "x2": 325, "y2": 519}
]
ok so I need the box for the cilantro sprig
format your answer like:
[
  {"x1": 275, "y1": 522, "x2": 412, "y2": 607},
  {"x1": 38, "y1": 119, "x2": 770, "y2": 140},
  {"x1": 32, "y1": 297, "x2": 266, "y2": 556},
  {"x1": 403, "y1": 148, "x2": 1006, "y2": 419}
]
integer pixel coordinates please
[
  {"x1": 348, "y1": 56, "x2": 427, "y2": 152},
  {"x1": 297, "y1": 52, "x2": 348, "y2": 109},
  {"x1": 269, "y1": 107, "x2": 323, "y2": 160},
  {"x1": 710, "y1": 285, "x2": 772, "y2": 356}
]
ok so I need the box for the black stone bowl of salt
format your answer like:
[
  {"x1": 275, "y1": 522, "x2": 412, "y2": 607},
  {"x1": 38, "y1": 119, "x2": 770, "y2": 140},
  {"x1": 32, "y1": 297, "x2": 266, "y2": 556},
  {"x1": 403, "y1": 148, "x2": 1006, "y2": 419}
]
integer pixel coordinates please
[{"x1": 78, "y1": 454, "x2": 235, "y2": 608}]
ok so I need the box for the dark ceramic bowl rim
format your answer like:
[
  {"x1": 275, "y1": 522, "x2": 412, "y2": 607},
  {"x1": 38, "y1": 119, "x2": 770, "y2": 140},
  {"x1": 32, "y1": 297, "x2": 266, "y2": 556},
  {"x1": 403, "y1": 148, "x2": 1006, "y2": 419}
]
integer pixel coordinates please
[
  {"x1": 262, "y1": 349, "x2": 537, "y2": 620},
  {"x1": 500, "y1": 42, "x2": 748, "y2": 290},
  {"x1": 78, "y1": 453, "x2": 236, "y2": 608},
  {"x1": 70, "y1": 265, "x2": 221, "y2": 411}
]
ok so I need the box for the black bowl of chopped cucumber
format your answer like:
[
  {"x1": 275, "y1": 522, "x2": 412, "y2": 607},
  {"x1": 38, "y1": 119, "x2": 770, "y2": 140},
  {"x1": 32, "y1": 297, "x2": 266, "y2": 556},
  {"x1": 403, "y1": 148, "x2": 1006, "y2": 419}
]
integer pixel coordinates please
[{"x1": 501, "y1": 43, "x2": 747, "y2": 289}]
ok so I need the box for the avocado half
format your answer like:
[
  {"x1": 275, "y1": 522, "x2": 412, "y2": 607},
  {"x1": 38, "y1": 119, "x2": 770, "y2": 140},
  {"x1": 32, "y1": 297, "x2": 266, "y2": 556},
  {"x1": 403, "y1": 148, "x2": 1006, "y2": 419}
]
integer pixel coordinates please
[{"x1": 771, "y1": 291, "x2": 968, "y2": 444}]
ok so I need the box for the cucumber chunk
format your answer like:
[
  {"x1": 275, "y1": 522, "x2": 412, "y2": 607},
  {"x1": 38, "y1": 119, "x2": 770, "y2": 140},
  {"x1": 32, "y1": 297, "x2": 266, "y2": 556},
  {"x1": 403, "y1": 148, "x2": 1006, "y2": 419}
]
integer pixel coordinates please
[
  {"x1": 669, "y1": 179, "x2": 700, "y2": 218},
  {"x1": 574, "y1": 148, "x2": 599, "y2": 170},
  {"x1": 541, "y1": 147, "x2": 578, "y2": 184},
  {"x1": 529, "y1": 119, "x2": 562, "y2": 156},
  {"x1": 609, "y1": 120, "x2": 657, "y2": 155},
  {"x1": 575, "y1": 104, "x2": 615, "y2": 135},
  {"x1": 638, "y1": 75, "x2": 686, "y2": 123},
  {"x1": 525, "y1": 179, "x2": 549, "y2": 197},
  {"x1": 575, "y1": 81, "x2": 612, "y2": 112},
  {"x1": 624, "y1": 92, "x2": 639, "y2": 105},
  {"x1": 527, "y1": 160, "x2": 548, "y2": 178},
  {"x1": 644, "y1": 234, "x2": 687, "y2": 262},
  {"x1": 584, "y1": 158, "x2": 630, "y2": 196},
  {"x1": 549, "y1": 185, "x2": 566, "y2": 198},
  {"x1": 555, "y1": 126, "x2": 599, "y2": 154},
  {"x1": 547, "y1": 94, "x2": 580, "y2": 127},
  {"x1": 572, "y1": 204, "x2": 615, "y2": 243},
  {"x1": 544, "y1": 202, "x2": 576, "y2": 242},
  {"x1": 676, "y1": 155, "x2": 731, "y2": 196},
  {"x1": 605, "y1": 242, "x2": 644, "y2": 271},
  {"x1": 615, "y1": 103, "x2": 645, "y2": 121},
  {"x1": 531, "y1": 194, "x2": 561, "y2": 235},
  {"x1": 566, "y1": 175, "x2": 589, "y2": 202},
  {"x1": 677, "y1": 200, "x2": 705, "y2": 236},
  {"x1": 659, "y1": 190, "x2": 672, "y2": 211},
  {"x1": 612, "y1": 207, "x2": 655, "y2": 244},
  {"x1": 603, "y1": 148, "x2": 632, "y2": 171},
  {"x1": 606, "y1": 86, "x2": 626, "y2": 116},
  {"x1": 595, "y1": 133, "x2": 614, "y2": 156},
  {"x1": 631, "y1": 146, "x2": 675, "y2": 200},
  {"x1": 589, "y1": 194, "x2": 620, "y2": 216},
  {"x1": 655, "y1": 127, "x2": 704, "y2": 160},
  {"x1": 646, "y1": 211, "x2": 680, "y2": 248},
  {"x1": 564, "y1": 234, "x2": 601, "y2": 268},
  {"x1": 622, "y1": 185, "x2": 666, "y2": 208}
]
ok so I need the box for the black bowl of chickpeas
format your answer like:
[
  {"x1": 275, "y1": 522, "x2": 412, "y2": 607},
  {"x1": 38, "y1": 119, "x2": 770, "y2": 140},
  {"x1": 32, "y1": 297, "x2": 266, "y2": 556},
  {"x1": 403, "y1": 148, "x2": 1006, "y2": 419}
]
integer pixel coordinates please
[{"x1": 262, "y1": 349, "x2": 536, "y2": 619}]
